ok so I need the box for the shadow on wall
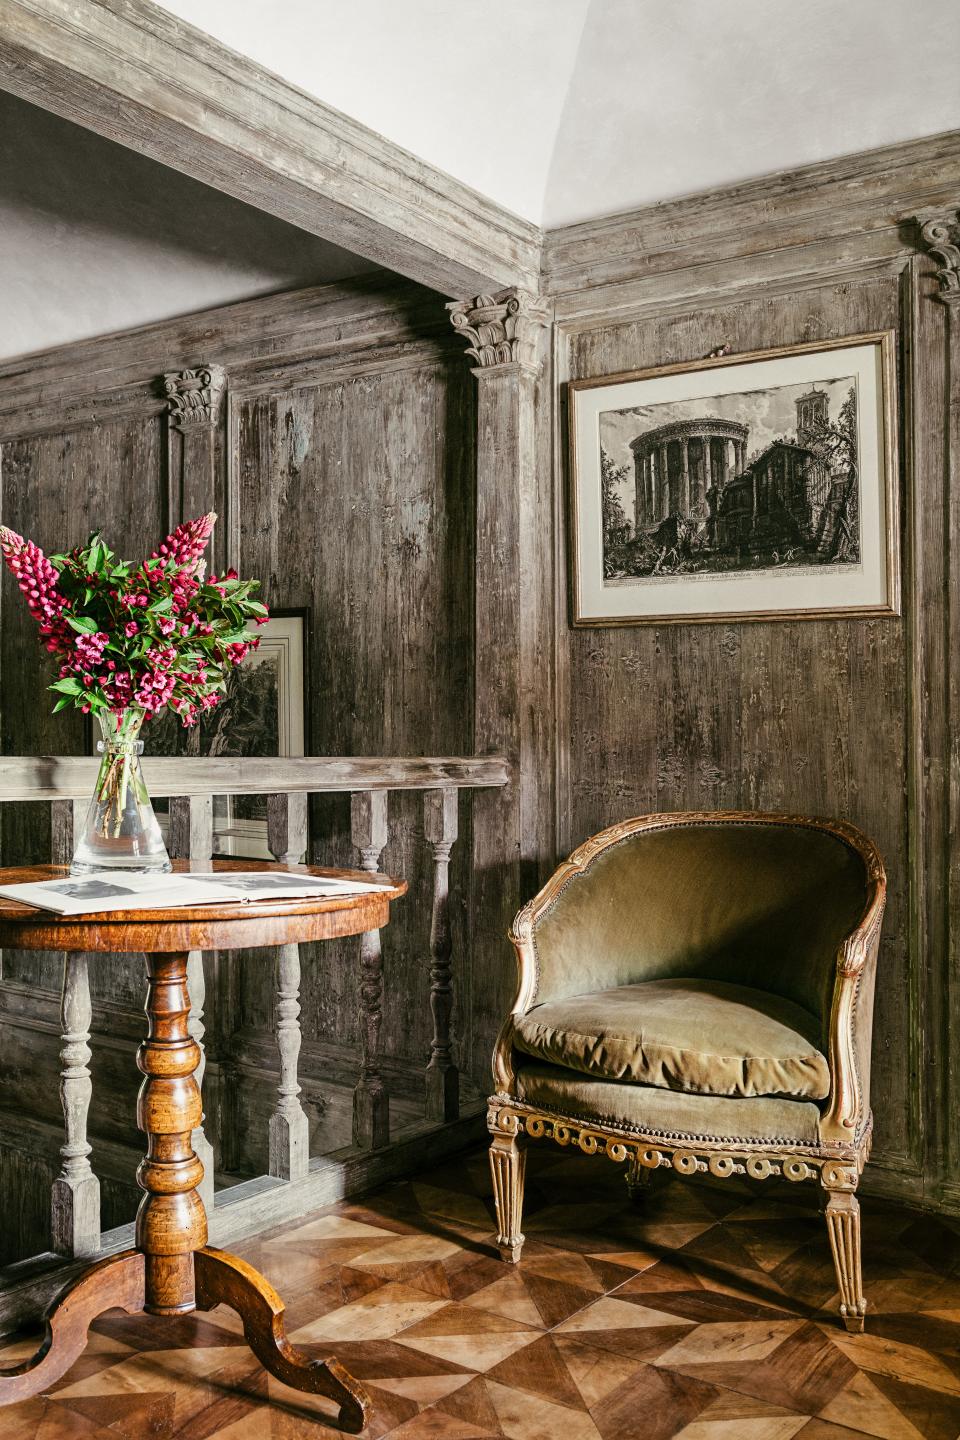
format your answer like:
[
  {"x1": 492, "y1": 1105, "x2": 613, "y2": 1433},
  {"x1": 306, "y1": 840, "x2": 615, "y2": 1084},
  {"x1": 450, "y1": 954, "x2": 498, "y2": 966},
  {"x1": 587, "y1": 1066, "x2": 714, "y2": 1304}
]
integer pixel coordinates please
[{"x1": 0, "y1": 90, "x2": 378, "y2": 362}]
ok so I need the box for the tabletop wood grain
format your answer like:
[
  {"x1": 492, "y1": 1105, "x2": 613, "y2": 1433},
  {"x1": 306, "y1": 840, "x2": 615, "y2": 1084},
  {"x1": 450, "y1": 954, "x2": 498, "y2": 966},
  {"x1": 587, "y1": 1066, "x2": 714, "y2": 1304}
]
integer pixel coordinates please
[{"x1": 0, "y1": 861, "x2": 407, "y2": 953}]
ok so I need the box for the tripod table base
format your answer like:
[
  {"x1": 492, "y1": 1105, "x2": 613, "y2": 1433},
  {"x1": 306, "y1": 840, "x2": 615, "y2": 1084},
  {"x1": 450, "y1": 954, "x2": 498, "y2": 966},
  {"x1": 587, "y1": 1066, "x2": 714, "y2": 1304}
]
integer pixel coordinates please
[{"x1": 0, "y1": 1245, "x2": 369, "y2": 1432}]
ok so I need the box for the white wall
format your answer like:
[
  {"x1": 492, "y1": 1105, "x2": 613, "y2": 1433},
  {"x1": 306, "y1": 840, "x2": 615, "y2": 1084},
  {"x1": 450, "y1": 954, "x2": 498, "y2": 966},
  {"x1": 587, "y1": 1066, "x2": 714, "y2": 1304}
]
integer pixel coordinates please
[
  {"x1": 543, "y1": 0, "x2": 960, "y2": 226},
  {"x1": 0, "y1": 93, "x2": 376, "y2": 363}
]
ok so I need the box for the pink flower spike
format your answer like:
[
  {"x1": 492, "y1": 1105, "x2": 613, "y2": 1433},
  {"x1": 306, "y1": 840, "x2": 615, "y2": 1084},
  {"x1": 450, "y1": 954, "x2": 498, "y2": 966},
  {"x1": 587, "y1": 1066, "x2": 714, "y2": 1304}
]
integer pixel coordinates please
[{"x1": 151, "y1": 512, "x2": 217, "y2": 571}]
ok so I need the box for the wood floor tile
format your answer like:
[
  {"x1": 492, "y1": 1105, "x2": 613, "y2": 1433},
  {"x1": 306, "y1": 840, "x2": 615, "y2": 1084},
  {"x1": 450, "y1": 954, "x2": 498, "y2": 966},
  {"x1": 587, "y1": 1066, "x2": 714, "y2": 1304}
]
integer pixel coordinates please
[
  {"x1": 394, "y1": 1330, "x2": 540, "y2": 1372},
  {"x1": 485, "y1": 1378, "x2": 604, "y2": 1439},
  {"x1": 551, "y1": 1336, "x2": 648, "y2": 1408},
  {"x1": 673, "y1": 1416, "x2": 808, "y2": 1439},
  {"x1": 590, "y1": 1363, "x2": 720, "y2": 1440},
  {"x1": 484, "y1": 1333, "x2": 587, "y2": 1410},
  {"x1": 817, "y1": 1369, "x2": 927, "y2": 1439}
]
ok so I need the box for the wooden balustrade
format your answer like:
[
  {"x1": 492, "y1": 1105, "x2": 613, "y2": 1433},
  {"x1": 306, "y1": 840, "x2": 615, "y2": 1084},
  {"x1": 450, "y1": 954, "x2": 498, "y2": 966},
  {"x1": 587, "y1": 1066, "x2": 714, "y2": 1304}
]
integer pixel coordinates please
[
  {"x1": 424, "y1": 789, "x2": 460, "y2": 1122},
  {"x1": 266, "y1": 792, "x2": 311, "y2": 1181},
  {"x1": 0, "y1": 755, "x2": 508, "y2": 1286}
]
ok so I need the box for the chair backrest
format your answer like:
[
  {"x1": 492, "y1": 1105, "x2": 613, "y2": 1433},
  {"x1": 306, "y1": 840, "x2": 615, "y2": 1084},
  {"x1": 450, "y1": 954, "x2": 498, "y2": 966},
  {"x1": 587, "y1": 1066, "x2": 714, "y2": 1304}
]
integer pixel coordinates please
[{"x1": 523, "y1": 812, "x2": 881, "y2": 1034}]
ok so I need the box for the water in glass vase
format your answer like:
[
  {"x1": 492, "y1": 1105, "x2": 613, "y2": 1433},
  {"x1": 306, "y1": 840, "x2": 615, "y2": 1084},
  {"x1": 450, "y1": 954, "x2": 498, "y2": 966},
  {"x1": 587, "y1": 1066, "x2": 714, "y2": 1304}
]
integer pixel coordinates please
[{"x1": 70, "y1": 707, "x2": 172, "y2": 875}]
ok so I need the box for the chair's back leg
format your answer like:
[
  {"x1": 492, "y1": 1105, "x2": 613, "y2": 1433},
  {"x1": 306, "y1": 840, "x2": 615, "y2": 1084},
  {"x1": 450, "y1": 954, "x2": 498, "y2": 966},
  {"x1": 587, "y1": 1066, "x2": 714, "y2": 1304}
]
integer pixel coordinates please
[{"x1": 625, "y1": 1154, "x2": 654, "y2": 1201}]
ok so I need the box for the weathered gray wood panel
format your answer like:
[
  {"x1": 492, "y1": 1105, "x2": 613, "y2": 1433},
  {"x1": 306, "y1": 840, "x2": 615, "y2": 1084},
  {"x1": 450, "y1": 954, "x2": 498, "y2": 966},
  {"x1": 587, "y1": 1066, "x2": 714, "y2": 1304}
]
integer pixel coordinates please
[{"x1": 232, "y1": 360, "x2": 474, "y2": 1071}]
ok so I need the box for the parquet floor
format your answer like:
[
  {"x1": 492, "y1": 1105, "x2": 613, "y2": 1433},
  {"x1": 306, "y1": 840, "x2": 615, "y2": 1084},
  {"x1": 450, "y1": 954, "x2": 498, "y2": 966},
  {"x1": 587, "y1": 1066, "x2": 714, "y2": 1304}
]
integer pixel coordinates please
[{"x1": 3, "y1": 1145, "x2": 960, "y2": 1438}]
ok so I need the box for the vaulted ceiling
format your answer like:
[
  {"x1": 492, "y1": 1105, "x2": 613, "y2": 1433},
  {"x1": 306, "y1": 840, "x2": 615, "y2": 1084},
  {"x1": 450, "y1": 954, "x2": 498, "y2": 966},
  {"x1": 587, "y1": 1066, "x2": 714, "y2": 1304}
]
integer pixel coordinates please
[{"x1": 155, "y1": 0, "x2": 959, "y2": 228}]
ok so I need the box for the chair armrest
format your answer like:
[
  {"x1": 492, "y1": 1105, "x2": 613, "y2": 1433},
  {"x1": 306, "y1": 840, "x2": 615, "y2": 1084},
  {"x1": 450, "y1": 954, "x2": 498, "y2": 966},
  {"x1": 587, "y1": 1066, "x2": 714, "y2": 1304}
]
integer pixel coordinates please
[
  {"x1": 492, "y1": 871, "x2": 564, "y2": 1093},
  {"x1": 819, "y1": 867, "x2": 886, "y2": 1145}
]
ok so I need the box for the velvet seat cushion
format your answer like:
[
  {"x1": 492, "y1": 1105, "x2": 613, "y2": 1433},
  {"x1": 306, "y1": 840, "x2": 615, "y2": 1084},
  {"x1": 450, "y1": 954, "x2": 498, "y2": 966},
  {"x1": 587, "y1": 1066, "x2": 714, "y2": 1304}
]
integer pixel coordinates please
[
  {"x1": 512, "y1": 977, "x2": 830, "y2": 1100},
  {"x1": 514, "y1": 1060, "x2": 823, "y2": 1145}
]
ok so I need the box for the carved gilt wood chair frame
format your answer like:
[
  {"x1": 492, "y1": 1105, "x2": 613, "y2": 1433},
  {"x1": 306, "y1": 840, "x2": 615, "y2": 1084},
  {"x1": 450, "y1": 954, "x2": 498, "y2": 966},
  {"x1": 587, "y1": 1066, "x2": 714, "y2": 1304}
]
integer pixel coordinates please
[{"x1": 487, "y1": 811, "x2": 886, "y2": 1333}]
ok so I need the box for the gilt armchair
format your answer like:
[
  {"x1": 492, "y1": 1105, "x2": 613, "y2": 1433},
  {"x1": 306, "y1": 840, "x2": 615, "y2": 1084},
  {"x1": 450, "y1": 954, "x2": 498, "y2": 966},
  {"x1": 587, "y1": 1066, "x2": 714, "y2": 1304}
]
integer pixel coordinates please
[{"x1": 488, "y1": 811, "x2": 885, "y2": 1333}]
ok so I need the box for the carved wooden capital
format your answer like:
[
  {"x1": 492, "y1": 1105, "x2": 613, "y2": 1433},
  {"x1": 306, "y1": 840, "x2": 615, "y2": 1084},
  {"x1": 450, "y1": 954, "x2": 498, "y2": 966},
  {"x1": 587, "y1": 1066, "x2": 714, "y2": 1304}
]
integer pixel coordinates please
[
  {"x1": 162, "y1": 365, "x2": 227, "y2": 429},
  {"x1": 916, "y1": 209, "x2": 960, "y2": 304},
  {"x1": 446, "y1": 288, "x2": 549, "y2": 374}
]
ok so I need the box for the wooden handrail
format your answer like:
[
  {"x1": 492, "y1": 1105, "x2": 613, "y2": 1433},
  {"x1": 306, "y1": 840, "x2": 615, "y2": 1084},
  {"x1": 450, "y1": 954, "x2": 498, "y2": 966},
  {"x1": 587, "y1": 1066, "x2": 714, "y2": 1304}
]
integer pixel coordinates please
[{"x1": 0, "y1": 755, "x2": 510, "y2": 802}]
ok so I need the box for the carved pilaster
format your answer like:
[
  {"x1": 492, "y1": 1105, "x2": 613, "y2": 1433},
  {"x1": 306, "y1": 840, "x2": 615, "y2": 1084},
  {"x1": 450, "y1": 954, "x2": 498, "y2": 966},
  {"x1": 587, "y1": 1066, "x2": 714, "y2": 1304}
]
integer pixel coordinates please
[
  {"x1": 162, "y1": 365, "x2": 227, "y2": 428},
  {"x1": 917, "y1": 210, "x2": 960, "y2": 304},
  {"x1": 446, "y1": 288, "x2": 550, "y2": 374},
  {"x1": 161, "y1": 364, "x2": 227, "y2": 571},
  {"x1": 447, "y1": 288, "x2": 552, "y2": 1077}
]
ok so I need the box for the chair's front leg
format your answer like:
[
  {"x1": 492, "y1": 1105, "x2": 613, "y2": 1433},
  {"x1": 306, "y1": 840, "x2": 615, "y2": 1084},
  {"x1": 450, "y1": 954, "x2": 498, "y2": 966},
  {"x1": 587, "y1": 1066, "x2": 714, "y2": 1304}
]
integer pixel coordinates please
[
  {"x1": 489, "y1": 1131, "x2": 526, "y2": 1263},
  {"x1": 822, "y1": 1169, "x2": 866, "y2": 1332}
]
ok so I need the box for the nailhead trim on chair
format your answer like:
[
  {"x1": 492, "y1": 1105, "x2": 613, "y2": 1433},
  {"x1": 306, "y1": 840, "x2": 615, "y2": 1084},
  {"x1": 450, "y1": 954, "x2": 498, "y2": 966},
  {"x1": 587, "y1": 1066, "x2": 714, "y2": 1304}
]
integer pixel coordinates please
[{"x1": 500, "y1": 1089, "x2": 847, "y2": 1152}]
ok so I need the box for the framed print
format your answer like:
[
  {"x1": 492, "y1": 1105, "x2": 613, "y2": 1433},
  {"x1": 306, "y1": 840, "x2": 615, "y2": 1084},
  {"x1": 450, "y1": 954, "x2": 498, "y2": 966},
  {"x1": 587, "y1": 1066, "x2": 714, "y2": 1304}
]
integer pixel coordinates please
[
  {"x1": 150, "y1": 610, "x2": 307, "y2": 859},
  {"x1": 568, "y1": 332, "x2": 899, "y2": 625}
]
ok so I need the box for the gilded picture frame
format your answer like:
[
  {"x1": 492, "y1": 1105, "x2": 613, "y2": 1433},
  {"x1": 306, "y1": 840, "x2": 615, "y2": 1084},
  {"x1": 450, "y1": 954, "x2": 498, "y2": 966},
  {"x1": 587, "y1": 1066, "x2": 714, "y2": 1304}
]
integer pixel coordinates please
[{"x1": 568, "y1": 331, "x2": 900, "y2": 626}]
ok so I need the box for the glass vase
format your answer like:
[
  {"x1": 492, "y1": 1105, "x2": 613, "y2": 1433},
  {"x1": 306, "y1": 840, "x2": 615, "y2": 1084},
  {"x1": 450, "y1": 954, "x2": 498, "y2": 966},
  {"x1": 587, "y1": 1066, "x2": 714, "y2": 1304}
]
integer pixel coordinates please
[{"x1": 70, "y1": 707, "x2": 172, "y2": 875}]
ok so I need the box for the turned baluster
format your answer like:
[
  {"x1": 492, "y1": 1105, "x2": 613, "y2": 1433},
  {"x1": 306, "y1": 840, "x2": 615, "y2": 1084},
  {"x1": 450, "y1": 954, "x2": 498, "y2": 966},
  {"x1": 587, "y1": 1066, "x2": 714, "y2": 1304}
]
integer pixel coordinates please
[
  {"x1": 50, "y1": 797, "x2": 101, "y2": 1257},
  {"x1": 167, "y1": 794, "x2": 215, "y2": 1212},
  {"x1": 351, "y1": 790, "x2": 390, "y2": 1149},
  {"x1": 424, "y1": 789, "x2": 460, "y2": 1122},
  {"x1": 266, "y1": 792, "x2": 311, "y2": 1181}
]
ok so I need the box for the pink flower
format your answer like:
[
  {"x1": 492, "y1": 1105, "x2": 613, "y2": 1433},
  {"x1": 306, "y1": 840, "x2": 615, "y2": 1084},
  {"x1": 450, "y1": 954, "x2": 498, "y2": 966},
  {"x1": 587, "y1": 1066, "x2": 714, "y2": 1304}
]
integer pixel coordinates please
[
  {"x1": 0, "y1": 527, "x2": 71, "y2": 645},
  {"x1": 124, "y1": 621, "x2": 139, "y2": 637},
  {"x1": 151, "y1": 512, "x2": 217, "y2": 571},
  {"x1": 157, "y1": 616, "x2": 177, "y2": 636}
]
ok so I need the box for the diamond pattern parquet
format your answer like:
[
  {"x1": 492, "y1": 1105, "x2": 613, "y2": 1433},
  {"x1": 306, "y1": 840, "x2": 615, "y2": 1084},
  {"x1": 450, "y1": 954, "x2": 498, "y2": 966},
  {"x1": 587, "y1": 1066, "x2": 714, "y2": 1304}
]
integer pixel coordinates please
[{"x1": 3, "y1": 1146, "x2": 960, "y2": 1438}]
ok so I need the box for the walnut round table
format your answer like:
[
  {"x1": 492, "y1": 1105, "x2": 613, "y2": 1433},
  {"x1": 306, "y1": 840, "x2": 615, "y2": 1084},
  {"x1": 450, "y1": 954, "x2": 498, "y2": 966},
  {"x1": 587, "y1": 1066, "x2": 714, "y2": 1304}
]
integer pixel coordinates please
[{"x1": 0, "y1": 861, "x2": 407, "y2": 1433}]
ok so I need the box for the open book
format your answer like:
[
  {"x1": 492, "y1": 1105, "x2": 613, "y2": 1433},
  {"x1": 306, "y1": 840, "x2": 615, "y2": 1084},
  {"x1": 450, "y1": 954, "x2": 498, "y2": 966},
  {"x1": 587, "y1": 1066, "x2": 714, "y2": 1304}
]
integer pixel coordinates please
[{"x1": 0, "y1": 870, "x2": 394, "y2": 917}]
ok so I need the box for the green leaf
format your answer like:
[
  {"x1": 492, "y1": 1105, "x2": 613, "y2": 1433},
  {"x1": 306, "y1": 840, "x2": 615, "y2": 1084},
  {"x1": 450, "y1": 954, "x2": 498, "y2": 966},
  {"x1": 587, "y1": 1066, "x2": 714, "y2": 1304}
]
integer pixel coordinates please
[
  {"x1": 86, "y1": 543, "x2": 102, "y2": 575},
  {"x1": 148, "y1": 596, "x2": 174, "y2": 615},
  {"x1": 246, "y1": 601, "x2": 269, "y2": 616},
  {"x1": 51, "y1": 676, "x2": 83, "y2": 695},
  {"x1": 51, "y1": 696, "x2": 74, "y2": 714},
  {"x1": 65, "y1": 615, "x2": 98, "y2": 634}
]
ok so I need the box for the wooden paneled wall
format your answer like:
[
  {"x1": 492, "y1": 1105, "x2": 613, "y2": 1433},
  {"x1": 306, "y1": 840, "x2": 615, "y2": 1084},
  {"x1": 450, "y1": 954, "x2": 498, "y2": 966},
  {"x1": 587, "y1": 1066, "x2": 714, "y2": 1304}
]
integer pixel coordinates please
[
  {"x1": 542, "y1": 130, "x2": 960, "y2": 1211},
  {"x1": 0, "y1": 274, "x2": 477, "y2": 1259}
]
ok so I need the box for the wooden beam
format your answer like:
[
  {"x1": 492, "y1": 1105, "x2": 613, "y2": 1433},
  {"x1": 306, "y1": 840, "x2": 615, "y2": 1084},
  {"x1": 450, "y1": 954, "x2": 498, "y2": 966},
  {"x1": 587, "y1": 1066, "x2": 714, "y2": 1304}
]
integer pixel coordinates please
[
  {"x1": 542, "y1": 127, "x2": 960, "y2": 297},
  {"x1": 0, "y1": 755, "x2": 511, "y2": 802},
  {"x1": 0, "y1": 0, "x2": 541, "y2": 297}
]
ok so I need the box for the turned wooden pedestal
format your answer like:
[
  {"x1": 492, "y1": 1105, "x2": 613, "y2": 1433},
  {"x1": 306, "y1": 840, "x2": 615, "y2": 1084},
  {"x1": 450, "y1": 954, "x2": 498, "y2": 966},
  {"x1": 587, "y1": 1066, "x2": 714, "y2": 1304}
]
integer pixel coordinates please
[{"x1": 0, "y1": 862, "x2": 406, "y2": 1432}]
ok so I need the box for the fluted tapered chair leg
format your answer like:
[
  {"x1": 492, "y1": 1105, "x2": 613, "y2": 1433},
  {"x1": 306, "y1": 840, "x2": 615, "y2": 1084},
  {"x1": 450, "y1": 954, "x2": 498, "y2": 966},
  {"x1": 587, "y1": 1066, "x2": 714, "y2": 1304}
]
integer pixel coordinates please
[
  {"x1": 489, "y1": 1132, "x2": 526, "y2": 1262},
  {"x1": 824, "y1": 1188, "x2": 866, "y2": 1332}
]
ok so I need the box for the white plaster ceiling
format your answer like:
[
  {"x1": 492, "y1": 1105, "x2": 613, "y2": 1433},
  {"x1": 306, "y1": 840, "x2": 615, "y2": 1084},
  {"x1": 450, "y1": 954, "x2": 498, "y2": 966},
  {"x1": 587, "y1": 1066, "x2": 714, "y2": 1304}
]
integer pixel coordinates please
[{"x1": 156, "y1": 0, "x2": 960, "y2": 228}]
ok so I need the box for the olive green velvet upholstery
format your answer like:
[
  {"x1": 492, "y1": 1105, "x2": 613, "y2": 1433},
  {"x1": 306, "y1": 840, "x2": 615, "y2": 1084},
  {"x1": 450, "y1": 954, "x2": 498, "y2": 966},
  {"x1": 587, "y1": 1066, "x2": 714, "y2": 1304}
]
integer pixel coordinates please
[
  {"x1": 512, "y1": 978, "x2": 829, "y2": 1100},
  {"x1": 514, "y1": 1060, "x2": 823, "y2": 1145},
  {"x1": 530, "y1": 820, "x2": 868, "y2": 1043}
]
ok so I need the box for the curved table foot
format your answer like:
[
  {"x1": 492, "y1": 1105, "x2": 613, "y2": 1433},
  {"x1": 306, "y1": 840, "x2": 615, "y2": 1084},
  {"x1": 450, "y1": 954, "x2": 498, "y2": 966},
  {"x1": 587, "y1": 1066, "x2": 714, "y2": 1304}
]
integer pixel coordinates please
[
  {"x1": 195, "y1": 1246, "x2": 369, "y2": 1433},
  {"x1": 0, "y1": 1250, "x2": 145, "y2": 1405}
]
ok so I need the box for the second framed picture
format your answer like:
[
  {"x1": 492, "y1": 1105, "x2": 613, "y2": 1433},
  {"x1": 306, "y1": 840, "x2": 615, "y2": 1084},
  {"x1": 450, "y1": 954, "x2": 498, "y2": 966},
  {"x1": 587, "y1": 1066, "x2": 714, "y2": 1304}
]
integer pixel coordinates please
[
  {"x1": 150, "y1": 610, "x2": 307, "y2": 859},
  {"x1": 568, "y1": 332, "x2": 899, "y2": 626}
]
